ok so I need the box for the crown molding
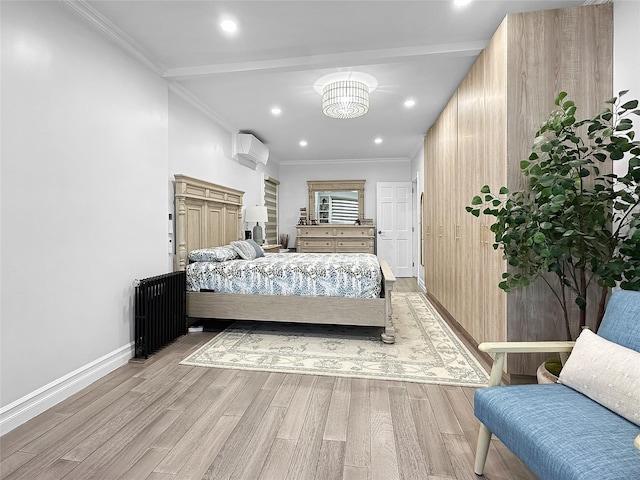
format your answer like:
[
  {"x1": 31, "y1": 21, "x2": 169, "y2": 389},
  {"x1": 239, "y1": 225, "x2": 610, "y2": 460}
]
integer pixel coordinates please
[
  {"x1": 266, "y1": 152, "x2": 282, "y2": 166},
  {"x1": 61, "y1": 1, "x2": 243, "y2": 136},
  {"x1": 61, "y1": 0, "x2": 166, "y2": 76},
  {"x1": 168, "y1": 83, "x2": 236, "y2": 134}
]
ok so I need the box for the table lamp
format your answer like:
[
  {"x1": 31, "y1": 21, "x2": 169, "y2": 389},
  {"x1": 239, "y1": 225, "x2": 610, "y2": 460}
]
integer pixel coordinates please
[{"x1": 244, "y1": 206, "x2": 268, "y2": 245}]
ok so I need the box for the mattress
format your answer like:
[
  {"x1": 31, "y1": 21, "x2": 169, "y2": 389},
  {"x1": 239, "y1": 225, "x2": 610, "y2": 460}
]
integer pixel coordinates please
[{"x1": 186, "y1": 252, "x2": 382, "y2": 299}]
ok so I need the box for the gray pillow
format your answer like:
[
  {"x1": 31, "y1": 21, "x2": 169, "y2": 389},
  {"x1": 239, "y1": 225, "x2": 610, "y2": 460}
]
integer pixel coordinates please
[
  {"x1": 230, "y1": 240, "x2": 264, "y2": 260},
  {"x1": 245, "y1": 239, "x2": 265, "y2": 258}
]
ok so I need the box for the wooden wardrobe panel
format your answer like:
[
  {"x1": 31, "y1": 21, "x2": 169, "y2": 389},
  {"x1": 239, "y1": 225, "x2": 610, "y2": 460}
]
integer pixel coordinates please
[
  {"x1": 457, "y1": 51, "x2": 488, "y2": 341},
  {"x1": 421, "y1": 4, "x2": 612, "y2": 377},
  {"x1": 424, "y1": 131, "x2": 436, "y2": 297},
  {"x1": 441, "y1": 94, "x2": 458, "y2": 316},
  {"x1": 481, "y1": 18, "x2": 508, "y2": 349},
  {"x1": 504, "y1": 4, "x2": 613, "y2": 374}
]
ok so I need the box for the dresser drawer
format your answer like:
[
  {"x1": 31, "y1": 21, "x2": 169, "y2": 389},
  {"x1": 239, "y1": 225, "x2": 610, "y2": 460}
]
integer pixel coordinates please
[
  {"x1": 297, "y1": 227, "x2": 335, "y2": 237},
  {"x1": 300, "y1": 239, "x2": 334, "y2": 253},
  {"x1": 334, "y1": 228, "x2": 374, "y2": 237},
  {"x1": 297, "y1": 224, "x2": 375, "y2": 253},
  {"x1": 336, "y1": 240, "x2": 374, "y2": 253}
]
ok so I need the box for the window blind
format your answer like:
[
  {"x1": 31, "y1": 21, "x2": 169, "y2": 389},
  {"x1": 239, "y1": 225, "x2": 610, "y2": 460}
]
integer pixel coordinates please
[
  {"x1": 264, "y1": 176, "x2": 279, "y2": 245},
  {"x1": 330, "y1": 198, "x2": 359, "y2": 223}
]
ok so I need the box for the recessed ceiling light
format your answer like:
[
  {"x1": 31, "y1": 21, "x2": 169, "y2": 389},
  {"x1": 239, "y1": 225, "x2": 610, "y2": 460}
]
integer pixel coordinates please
[
  {"x1": 271, "y1": 107, "x2": 282, "y2": 116},
  {"x1": 220, "y1": 19, "x2": 238, "y2": 34},
  {"x1": 454, "y1": 0, "x2": 472, "y2": 7},
  {"x1": 374, "y1": 137, "x2": 383, "y2": 144},
  {"x1": 404, "y1": 99, "x2": 416, "y2": 108},
  {"x1": 299, "y1": 140, "x2": 308, "y2": 147}
]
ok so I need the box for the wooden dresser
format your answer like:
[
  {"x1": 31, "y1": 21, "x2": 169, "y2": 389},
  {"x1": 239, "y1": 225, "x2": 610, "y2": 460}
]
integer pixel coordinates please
[{"x1": 296, "y1": 225, "x2": 375, "y2": 254}]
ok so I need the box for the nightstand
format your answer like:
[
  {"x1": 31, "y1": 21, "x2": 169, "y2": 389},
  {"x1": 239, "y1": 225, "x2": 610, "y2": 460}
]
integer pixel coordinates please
[{"x1": 261, "y1": 244, "x2": 281, "y2": 253}]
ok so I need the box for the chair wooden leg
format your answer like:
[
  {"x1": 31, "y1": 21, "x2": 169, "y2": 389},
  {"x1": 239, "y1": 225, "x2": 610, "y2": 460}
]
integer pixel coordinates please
[{"x1": 474, "y1": 423, "x2": 492, "y2": 475}]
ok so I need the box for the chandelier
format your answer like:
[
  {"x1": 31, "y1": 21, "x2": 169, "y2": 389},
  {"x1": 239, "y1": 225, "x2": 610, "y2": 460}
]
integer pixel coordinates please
[{"x1": 322, "y1": 80, "x2": 370, "y2": 119}]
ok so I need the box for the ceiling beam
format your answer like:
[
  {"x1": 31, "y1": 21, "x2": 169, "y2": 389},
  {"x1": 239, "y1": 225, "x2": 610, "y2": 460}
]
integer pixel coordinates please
[{"x1": 163, "y1": 41, "x2": 486, "y2": 80}]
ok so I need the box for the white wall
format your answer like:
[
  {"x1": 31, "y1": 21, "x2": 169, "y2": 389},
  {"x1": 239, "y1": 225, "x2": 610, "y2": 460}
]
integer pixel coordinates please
[
  {"x1": 167, "y1": 91, "x2": 280, "y2": 248},
  {"x1": 0, "y1": 2, "x2": 280, "y2": 433},
  {"x1": 613, "y1": 0, "x2": 640, "y2": 177},
  {"x1": 278, "y1": 160, "x2": 412, "y2": 247},
  {"x1": 168, "y1": 91, "x2": 280, "y2": 209},
  {"x1": 411, "y1": 143, "x2": 426, "y2": 291},
  {"x1": 1, "y1": 0, "x2": 168, "y2": 414}
]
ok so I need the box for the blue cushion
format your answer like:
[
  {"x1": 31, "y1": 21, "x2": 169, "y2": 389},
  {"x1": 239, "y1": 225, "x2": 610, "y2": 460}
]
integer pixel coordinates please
[
  {"x1": 475, "y1": 384, "x2": 640, "y2": 480},
  {"x1": 597, "y1": 290, "x2": 640, "y2": 353}
]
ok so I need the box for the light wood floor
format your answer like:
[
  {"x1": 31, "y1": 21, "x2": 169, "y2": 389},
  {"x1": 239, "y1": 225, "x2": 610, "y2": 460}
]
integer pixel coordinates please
[{"x1": 1, "y1": 279, "x2": 537, "y2": 480}]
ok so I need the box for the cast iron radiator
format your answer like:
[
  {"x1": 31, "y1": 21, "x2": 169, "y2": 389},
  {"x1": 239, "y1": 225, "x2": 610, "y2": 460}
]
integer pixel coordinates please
[{"x1": 134, "y1": 271, "x2": 186, "y2": 359}]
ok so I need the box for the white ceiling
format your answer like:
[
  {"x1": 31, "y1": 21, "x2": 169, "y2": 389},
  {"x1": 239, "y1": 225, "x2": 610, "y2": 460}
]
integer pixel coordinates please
[{"x1": 86, "y1": 0, "x2": 588, "y2": 164}]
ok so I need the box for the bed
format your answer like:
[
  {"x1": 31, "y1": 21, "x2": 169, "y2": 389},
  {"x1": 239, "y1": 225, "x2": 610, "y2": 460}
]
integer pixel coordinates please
[{"x1": 174, "y1": 174, "x2": 397, "y2": 343}]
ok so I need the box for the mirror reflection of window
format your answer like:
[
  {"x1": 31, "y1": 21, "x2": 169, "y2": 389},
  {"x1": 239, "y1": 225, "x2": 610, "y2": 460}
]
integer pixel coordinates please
[{"x1": 315, "y1": 191, "x2": 359, "y2": 224}]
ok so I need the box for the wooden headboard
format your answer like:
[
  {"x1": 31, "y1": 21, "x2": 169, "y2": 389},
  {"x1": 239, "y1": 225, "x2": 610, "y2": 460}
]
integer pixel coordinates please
[{"x1": 174, "y1": 174, "x2": 244, "y2": 271}]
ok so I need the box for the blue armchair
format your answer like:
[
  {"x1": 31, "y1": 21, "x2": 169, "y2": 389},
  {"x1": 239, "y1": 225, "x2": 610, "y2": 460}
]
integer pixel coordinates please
[{"x1": 474, "y1": 290, "x2": 640, "y2": 480}]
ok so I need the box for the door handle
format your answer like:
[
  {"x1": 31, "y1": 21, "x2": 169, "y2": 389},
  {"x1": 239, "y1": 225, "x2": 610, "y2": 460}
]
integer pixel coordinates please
[{"x1": 378, "y1": 230, "x2": 382, "y2": 235}]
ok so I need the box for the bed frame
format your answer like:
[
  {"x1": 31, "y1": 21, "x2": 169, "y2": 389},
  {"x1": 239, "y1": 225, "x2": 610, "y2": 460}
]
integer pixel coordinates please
[{"x1": 174, "y1": 174, "x2": 397, "y2": 343}]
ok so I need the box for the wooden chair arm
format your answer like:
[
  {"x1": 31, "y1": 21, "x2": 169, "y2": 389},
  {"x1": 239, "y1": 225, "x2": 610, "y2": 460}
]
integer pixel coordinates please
[
  {"x1": 478, "y1": 341, "x2": 575, "y2": 354},
  {"x1": 479, "y1": 341, "x2": 576, "y2": 387}
]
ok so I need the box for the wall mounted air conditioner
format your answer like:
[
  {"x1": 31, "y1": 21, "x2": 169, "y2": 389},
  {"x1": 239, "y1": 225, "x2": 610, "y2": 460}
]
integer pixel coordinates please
[{"x1": 232, "y1": 133, "x2": 269, "y2": 167}]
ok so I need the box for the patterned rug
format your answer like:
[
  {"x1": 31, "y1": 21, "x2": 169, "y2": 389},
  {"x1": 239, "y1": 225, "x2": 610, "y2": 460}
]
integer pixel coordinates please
[{"x1": 180, "y1": 292, "x2": 490, "y2": 386}]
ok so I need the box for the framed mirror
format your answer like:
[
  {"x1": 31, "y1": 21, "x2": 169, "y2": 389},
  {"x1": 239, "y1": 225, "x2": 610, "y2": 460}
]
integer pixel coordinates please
[{"x1": 307, "y1": 180, "x2": 365, "y2": 224}]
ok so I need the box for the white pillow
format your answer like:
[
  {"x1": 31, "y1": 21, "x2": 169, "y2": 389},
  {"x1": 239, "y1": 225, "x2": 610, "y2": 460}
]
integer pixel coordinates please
[{"x1": 559, "y1": 328, "x2": 640, "y2": 427}]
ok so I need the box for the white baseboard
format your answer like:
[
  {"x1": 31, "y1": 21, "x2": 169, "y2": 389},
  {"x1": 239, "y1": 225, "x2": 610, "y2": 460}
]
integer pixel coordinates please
[
  {"x1": 0, "y1": 342, "x2": 134, "y2": 435},
  {"x1": 417, "y1": 276, "x2": 426, "y2": 292}
]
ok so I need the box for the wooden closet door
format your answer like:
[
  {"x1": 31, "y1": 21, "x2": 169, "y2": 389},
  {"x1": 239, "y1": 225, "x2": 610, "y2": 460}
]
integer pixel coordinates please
[
  {"x1": 481, "y1": 18, "x2": 508, "y2": 346},
  {"x1": 456, "y1": 51, "x2": 487, "y2": 340},
  {"x1": 438, "y1": 101, "x2": 453, "y2": 309},
  {"x1": 424, "y1": 132, "x2": 436, "y2": 297},
  {"x1": 425, "y1": 118, "x2": 442, "y2": 301},
  {"x1": 440, "y1": 94, "x2": 458, "y2": 320}
]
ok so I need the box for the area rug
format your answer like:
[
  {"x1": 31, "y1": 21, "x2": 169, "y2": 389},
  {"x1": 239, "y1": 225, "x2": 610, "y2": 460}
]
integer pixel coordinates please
[{"x1": 180, "y1": 292, "x2": 490, "y2": 386}]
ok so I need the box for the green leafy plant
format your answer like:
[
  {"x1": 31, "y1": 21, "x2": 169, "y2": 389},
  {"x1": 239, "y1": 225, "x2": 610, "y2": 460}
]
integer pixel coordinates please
[{"x1": 467, "y1": 91, "x2": 640, "y2": 340}]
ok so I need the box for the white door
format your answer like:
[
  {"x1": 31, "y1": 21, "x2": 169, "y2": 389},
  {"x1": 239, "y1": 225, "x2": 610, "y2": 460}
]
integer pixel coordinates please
[{"x1": 376, "y1": 182, "x2": 413, "y2": 277}]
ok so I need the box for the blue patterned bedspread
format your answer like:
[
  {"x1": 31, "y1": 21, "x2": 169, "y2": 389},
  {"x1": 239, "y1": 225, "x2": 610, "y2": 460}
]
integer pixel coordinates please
[{"x1": 186, "y1": 252, "x2": 382, "y2": 298}]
